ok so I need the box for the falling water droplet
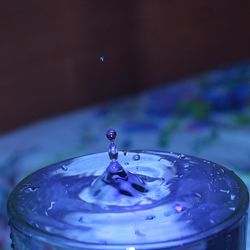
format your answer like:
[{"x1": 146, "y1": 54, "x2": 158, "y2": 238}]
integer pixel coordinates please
[
  {"x1": 99, "y1": 56, "x2": 105, "y2": 62},
  {"x1": 106, "y1": 128, "x2": 117, "y2": 141}
]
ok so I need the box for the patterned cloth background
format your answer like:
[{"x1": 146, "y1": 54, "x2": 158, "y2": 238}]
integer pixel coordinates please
[{"x1": 1, "y1": 62, "x2": 250, "y2": 249}]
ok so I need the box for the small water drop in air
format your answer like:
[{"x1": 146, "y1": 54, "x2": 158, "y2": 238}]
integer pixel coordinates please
[
  {"x1": 99, "y1": 56, "x2": 105, "y2": 63},
  {"x1": 106, "y1": 128, "x2": 117, "y2": 141}
]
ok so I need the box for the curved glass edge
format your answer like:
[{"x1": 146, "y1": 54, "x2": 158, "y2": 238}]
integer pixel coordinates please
[{"x1": 7, "y1": 150, "x2": 250, "y2": 250}]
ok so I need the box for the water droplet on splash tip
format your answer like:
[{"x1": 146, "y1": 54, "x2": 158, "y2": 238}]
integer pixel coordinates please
[
  {"x1": 103, "y1": 129, "x2": 149, "y2": 196},
  {"x1": 106, "y1": 129, "x2": 119, "y2": 161},
  {"x1": 109, "y1": 142, "x2": 118, "y2": 160}
]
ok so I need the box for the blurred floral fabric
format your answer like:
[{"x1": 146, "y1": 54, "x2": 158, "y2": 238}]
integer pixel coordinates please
[{"x1": 1, "y1": 62, "x2": 250, "y2": 249}]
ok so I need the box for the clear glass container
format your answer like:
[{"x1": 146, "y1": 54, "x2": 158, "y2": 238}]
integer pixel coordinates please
[{"x1": 7, "y1": 151, "x2": 249, "y2": 249}]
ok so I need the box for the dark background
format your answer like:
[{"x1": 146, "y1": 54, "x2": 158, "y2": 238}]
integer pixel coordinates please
[{"x1": 1, "y1": 0, "x2": 250, "y2": 132}]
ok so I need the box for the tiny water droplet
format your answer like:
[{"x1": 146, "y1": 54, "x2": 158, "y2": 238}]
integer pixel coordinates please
[
  {"x1": 123, "y1": 151, "x2": 128, "y2": 156},
  {"x1": 106, "y1": 129, "x2": 117, "y2": 141},
  {"x1": 133, "y1": 154, "x2": 140, "y2": 161},
  {"x1": 61, "y1": 165, "x2": 68, "y2": 171},
  {"x1": 109, "y1": 142, "x2": 118, "y2": 160},
  {"x1": 175, "y1": 204, "x2": 186, "y2": 213},
  {"x1": 146, "y1": 215, "x2": 155, "y2": 220},
  {"x1": 229, "y1": 207, "x2": 236, "y2": 211},
  {"x1": 124, "y1": 162, "x2": 129, "y2": 165},
  {"x1": 99, "y1": 56, "x2": 105, "y2": 62}
]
